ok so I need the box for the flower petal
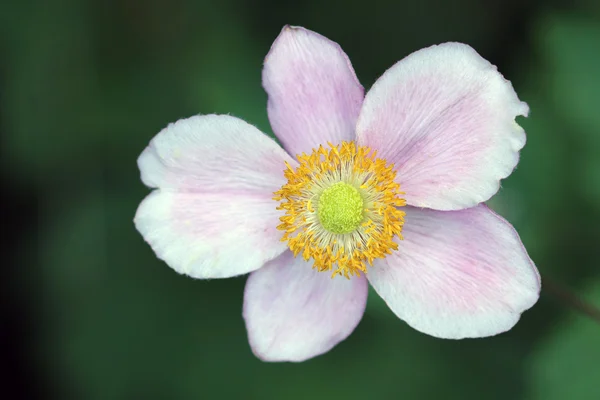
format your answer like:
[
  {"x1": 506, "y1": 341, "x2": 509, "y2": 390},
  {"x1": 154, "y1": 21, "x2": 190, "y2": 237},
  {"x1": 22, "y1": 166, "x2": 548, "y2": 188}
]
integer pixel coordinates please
[
  {"x1": 135, "y1": 192, "x2": 287, "y2": 279},
  {"x1": 138, "y1": 114, "x2": 296, "y2": 193},
  {"x1": 243, "y1": 251, "x2": 368, "y2": 362},
  {"x1": 263, "y1": 25, "x2": 364, "y2": 157},
  {"x1": 135, "y1": 115, "x2": 295, "y2": 278},
  {"x1": 367, "y1": 205, "x2": 540, "y2": 339},
  {"x1": 356, "y1": 43, "x2": 529, "y2": 210}
]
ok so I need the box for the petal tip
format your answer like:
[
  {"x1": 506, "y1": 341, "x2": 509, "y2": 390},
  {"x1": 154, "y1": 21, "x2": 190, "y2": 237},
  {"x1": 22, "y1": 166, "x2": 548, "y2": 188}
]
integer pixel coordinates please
[{"x1": 519, "y1": 100, "x2": 530, "y2": 118}]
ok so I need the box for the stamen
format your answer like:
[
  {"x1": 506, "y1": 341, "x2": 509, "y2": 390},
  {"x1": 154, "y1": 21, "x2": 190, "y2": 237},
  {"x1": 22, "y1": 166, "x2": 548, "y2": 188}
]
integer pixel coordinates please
[{"x1": 273, "y1": 141, "x2": 406, "y2": 278}]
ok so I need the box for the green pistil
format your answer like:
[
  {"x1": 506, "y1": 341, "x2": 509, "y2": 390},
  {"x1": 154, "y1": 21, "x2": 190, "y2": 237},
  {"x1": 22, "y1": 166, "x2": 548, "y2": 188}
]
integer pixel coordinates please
[{"x1": 318, "y1": 182, "x2": 364, "y2": 234}]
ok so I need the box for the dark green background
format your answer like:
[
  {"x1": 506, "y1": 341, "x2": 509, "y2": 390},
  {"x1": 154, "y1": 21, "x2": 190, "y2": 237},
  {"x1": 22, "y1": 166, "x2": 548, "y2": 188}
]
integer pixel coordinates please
[{"x1": 2, "y1": 0, "x2": 600, "y2": 398}]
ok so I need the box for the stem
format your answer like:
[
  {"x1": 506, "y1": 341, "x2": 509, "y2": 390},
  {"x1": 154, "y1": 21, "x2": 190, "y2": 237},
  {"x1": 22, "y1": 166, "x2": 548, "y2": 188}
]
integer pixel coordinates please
[{"x1": 544, "y1": 278, "x2": 600, "y2": 323}]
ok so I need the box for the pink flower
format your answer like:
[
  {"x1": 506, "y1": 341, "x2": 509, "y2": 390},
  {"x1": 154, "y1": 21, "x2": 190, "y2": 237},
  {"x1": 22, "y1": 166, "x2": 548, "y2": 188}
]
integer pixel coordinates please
[{"x1": 134, "y1": 26, "x2": 541, "y2": 362}]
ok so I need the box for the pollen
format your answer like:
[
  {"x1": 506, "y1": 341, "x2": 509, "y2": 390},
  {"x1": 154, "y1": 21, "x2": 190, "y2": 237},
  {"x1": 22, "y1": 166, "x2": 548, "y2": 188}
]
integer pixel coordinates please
[{"x1": 273, "y1": 141, "x2": 406, "y2": 278}]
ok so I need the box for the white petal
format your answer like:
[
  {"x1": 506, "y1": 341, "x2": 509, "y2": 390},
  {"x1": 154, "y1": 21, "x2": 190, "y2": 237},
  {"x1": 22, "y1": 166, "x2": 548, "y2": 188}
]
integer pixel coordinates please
[
  {"x1": 243, "y1": 251, "x2": 368, "y2": 362},
  {"x1": 138, "y1": 114, "x2": 296, "y2": 193},
  {"x1": 135, "y1": 115, "x2": 295, "y2": 278},
  {"x1": 357, "y1": 43, "x2": 528, "y2": 210},
  {"x1": 135, "y1": 192, "x2": 287, "y2": 279},
  {"x1": 367, "y1": 205, "x2": 540, "y2": 338}
]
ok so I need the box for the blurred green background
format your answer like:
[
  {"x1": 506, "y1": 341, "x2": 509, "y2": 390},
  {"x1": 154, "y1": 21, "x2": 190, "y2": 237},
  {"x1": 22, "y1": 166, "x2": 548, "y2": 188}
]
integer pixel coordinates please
[{"x1": 2, "y1": 0, "x2": 600, "y2": 399}]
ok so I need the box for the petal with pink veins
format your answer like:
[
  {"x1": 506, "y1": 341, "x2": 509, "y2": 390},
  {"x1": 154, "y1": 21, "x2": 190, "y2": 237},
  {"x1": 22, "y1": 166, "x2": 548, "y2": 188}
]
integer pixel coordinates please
[
  {"x1": 367, "y1": 205, "x2": 540, "y2": 339},
  {"x1": 135, "y1": 114, "x2": 295, "y2": 279},
  {"x1": 263, "y1": 25, "x2": 364, "y2": 157},
  {"x1": 357, "y1": 43, "x2": 529, "y2": 211},
  {"x1": 243, "y1": 251, "x2": 368, "y2": 362}
]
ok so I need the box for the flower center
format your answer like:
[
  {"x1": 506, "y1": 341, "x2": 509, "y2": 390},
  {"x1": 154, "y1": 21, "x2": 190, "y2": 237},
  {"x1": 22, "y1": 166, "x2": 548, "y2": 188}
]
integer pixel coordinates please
[
  {"x1": 274, "y1": 141, "x2": 406, "y2": 278},
  {"x1": 318, "y1": 182, "x2": 364, "y2": 234}
]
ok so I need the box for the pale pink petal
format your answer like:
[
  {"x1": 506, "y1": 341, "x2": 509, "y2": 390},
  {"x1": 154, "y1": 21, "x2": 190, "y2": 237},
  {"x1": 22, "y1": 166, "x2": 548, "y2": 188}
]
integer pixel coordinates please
[
  {"x1": 138, "y1": 114, "x2": 296, "y2": 193},
  {"x1": 243, "y1": 251, "x2": 368, "y2": 362},
  {"x1": 263, "y1": 25, "x2": 364, "y2": 157},
  {"x1": 135, "y1": 192, "x2": 287, "y2": 279},
  {"x1": 356, "y1": 43, "x2": 529, "y2": 210},
  {"x1": 367, "y1": 205, "x2": 540, "y2": 339},
  {"x1": 135, "y1": 114, "x2": 295, "y2": 279}
]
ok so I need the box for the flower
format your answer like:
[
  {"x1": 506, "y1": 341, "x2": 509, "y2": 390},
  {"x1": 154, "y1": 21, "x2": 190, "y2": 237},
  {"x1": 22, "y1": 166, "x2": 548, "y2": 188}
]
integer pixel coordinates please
[{"x1": 134, "y1": 26, "x2": 541, "y2": 362}]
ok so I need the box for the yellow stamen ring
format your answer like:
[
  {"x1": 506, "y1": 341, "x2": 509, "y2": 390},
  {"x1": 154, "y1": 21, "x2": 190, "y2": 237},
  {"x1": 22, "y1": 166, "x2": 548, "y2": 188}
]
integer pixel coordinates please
[{"x1": 273, "y1": 141, "x2": 406, "y2": 278}]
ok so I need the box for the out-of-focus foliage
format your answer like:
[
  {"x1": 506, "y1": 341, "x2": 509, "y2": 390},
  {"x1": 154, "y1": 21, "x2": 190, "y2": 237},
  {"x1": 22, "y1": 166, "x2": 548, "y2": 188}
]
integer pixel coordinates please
[
  {"x1": 536, "y1": 14, "x2": 600, "y2": 203},
  {"x1": 528, "y1": 282, "x2": 600, "y2": 400},
  {"x1": 2, "y1": 0, "x2": 599, "y2": 399}
]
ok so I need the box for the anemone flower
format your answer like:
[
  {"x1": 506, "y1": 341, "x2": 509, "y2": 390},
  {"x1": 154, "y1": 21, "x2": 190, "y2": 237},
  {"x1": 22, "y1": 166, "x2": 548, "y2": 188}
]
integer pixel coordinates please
[{"x1": 135, "y1": 26, "x2": 541, "y2": 362}]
